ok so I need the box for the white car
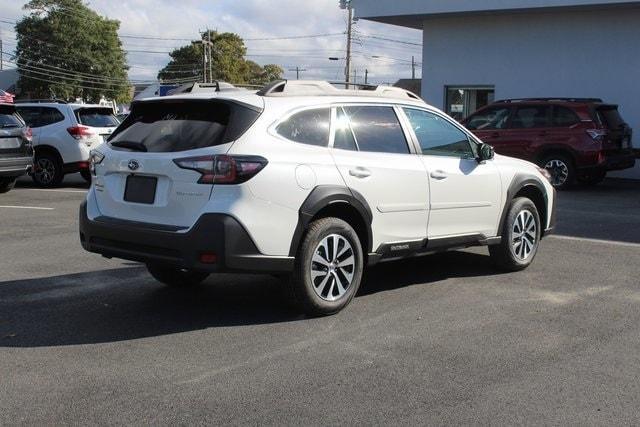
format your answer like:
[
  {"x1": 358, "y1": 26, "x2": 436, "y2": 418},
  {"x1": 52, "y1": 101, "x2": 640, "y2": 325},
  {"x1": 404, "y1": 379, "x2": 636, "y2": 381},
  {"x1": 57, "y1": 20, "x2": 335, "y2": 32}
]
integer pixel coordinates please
[
  {"x1": 15, "y1": 101, "x2": 119, "y2": 187},
  {"x1": 80, "y1": 80, "x2": 556, "y2": 316}
]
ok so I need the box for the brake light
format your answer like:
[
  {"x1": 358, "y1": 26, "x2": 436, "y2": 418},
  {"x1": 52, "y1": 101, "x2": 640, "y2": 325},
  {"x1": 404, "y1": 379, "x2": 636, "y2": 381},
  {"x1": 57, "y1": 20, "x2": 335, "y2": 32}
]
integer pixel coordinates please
[
  {"x1": 22, "y1": 127, "x2": 33, "y2": 142},
  {"x1": 67, "y1": 125, "x2": 95, "y2": 140},
  {"x1": 586, "y1": 128, "x2": 607, "y2": 142},
  {"x1": 173, "y1": 155, "x2": 268, "y2": 184}
]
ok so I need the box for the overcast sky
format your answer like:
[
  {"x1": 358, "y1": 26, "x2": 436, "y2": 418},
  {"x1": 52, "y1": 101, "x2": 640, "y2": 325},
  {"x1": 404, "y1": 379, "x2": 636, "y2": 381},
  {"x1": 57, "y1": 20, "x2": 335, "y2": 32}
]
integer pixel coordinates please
[{"x1": 0, "y1": 0, "x2": 422, "y2": 85}]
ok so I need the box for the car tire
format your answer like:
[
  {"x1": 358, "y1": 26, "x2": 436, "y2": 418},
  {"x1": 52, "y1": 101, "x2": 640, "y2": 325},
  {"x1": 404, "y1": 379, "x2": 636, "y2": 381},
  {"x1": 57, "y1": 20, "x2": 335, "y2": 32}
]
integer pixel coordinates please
[
  {"x1": 0, "y1": 177, "x2": 17, "y2": 194},
  {"x1": 146, "y1": 264, "x2": 209, "y2": 287},
  {"x1": 32, "y1": 152, "x2": 63, "y2": 188},
  {"x1": 540, "y1": 154, "x2": 575, "y2": 190},
  {"x1": 489, "y1": 197, "x2": 542, "y2": 272},
  {"x1": 80, "y1": 170, "x2": 92, "y2": 183},
  {"x1": 287, "y1": 217, "x2": 364, "y2": 317},
  {"x1": 578, "y1": 170, "x2": 606, "y2": 186}
]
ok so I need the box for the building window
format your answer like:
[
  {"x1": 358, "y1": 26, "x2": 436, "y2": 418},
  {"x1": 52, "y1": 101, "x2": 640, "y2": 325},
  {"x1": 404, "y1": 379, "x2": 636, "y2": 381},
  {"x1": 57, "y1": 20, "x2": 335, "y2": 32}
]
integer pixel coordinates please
[{"x1": 445, "y1": 86, "x2": 495, "y2": 121}]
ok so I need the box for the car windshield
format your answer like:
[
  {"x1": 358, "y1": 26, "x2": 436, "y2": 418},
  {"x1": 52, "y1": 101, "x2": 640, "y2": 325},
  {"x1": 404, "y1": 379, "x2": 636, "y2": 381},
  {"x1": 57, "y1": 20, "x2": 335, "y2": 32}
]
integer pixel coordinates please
[
  {"x1": 109, "y1": 100, "x2": 260, "y2": 153},
  {"x1": 0, "y1": 105, "x2": 23, "y2": 128},
  {"x1": 76, "y1": 108, "x2": 120, "y2": 128}
]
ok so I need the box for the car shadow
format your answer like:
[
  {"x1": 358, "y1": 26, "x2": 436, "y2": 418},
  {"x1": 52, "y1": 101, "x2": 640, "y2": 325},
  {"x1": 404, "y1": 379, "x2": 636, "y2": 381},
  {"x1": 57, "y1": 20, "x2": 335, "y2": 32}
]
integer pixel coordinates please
[
  {"x1": 16, "y1": 173, "x2": 90, "y2": 189},
  {"x1": 0, "y1": 251, "x2": 493, "y2": 348}
]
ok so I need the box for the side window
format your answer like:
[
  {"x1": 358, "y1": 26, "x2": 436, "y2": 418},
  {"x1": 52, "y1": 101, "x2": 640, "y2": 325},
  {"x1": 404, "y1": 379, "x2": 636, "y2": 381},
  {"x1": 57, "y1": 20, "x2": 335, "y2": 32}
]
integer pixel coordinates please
[
  {"x1": 342, "y1": 106, "x2": 409, "y2": 154},
  {"x1": 333, "y1": 107, "x2": 357, "y2": 151},
  {"x1": 403, "y1": 108, "x2": 476, "y2": 158},
  {"x1": 511, "y1": 106, "x2": 552, "y2": 129},
  {"x1": 15, "y1": 107, "x2": 40, "y2": 128},
  {"x1": 465, "y1": 106, "x2": 511, "y2": 130},
  {"x1": 553, "y1": 106, "x2": 580, "y2": 127},
  {"x1": 276, "y1": 108, "x2": 331, "y2": 147},
  {"x1": 15, "y1": 107, "x2": 65, "y2": 128}
]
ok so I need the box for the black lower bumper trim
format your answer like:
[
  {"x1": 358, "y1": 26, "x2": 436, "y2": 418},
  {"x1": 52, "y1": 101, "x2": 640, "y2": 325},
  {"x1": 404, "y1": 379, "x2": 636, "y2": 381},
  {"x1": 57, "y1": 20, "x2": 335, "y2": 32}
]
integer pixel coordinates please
[
  {"x1": 79, "y1": 201, "x2": 294, "y2": 273},
  {"x1": 0, "y1": 156, "x2": 33, "y2": 177}
]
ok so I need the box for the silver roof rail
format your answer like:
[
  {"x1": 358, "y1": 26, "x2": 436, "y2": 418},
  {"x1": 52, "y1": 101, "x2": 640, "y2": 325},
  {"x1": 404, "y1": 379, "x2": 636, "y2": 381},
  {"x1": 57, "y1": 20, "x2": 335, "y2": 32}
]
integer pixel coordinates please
[{"x1": 257, "y1": 80, "x2": 422, "y2": 101}]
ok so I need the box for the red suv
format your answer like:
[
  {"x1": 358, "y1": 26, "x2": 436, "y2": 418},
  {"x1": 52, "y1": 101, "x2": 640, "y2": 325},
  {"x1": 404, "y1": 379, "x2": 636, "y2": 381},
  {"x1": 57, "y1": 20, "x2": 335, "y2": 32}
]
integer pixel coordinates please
[{"x1": 462, "y1": 98, "x2": 635, "y2": 189}]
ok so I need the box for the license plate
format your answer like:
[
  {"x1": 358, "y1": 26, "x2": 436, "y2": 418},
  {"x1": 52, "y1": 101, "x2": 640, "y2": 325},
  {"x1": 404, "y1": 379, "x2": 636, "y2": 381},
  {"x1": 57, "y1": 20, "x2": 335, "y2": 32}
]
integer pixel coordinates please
[{"x1": 124, "y1": 175, "x2": 157, "y2": 204}]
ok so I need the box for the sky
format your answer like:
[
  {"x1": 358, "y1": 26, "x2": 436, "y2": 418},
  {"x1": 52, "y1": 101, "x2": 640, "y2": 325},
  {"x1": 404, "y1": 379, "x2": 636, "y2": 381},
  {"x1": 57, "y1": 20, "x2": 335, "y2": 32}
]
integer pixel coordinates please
[{"x1": 0, "y1": 0, "x2": 422, "y2": 85}]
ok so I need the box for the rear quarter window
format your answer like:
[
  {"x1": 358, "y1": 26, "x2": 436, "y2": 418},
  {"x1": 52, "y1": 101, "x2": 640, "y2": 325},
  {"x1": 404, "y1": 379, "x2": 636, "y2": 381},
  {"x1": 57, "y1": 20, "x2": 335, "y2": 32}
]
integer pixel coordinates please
[
  {"x1": 15, "y1": 106, "x2": 65, "y2": 128},
  {"x1": 597, "y1": 107, "x2": 625, "y2": 129},
  {"x1": 276, "y1": 108, "x2": 331, "y2": 147},
  {"x1": 552, "y1": 106, "x2": 580, "y2": 127},
  {"x1": 109, "y1": 100, "x2": 260, "y2": 153}
]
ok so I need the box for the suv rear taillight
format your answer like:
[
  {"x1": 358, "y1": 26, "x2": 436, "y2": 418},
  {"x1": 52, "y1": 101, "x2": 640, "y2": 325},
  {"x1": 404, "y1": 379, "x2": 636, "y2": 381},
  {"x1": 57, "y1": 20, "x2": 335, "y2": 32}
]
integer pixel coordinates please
[
  {"x1": 586, "y1": 128, "x2": 607, "y2": 142},
  {"x1": 67, "y1": 125, "x2": 95, "y2": 140},
  {"x1": 173, "y1": 155, "x2": 268, "y2": 184}
]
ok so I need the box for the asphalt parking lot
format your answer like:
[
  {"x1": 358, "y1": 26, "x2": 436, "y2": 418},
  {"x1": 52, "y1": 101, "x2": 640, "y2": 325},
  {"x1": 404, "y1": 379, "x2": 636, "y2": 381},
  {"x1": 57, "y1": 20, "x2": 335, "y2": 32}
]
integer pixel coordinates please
[{"x1": 1, "y1": 176, "x2": 639, "y2": 425}]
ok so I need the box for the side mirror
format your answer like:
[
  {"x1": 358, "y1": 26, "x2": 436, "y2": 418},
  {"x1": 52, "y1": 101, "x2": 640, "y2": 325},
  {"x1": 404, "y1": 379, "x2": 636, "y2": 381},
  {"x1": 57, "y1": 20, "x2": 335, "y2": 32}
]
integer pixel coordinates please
[{"x1": 478, "y1": 143, "x2": 495, "y2": 162}]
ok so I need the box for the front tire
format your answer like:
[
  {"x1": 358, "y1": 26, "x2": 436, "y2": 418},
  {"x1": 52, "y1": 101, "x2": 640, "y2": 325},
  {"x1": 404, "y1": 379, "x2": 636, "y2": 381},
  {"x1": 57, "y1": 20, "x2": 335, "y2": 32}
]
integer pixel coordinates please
[
  {"x1": 0, "y1": 177, "x2": 17, "y2": 193},
  {"x1": 489, "y1": 197, "x2": 541, "y2": 272},
  {"x1": 540, "y1": 154, "x2": 574, "y2": 190},
  {"x1": 32, "y1": 152, "x2": 63, "y2": 188},
  {"x1": 146, "y1": 264, "x2": 209, "y2": 287},
  {"x1": 287, "y1": 217, "x2": 364, "y2": 316}
]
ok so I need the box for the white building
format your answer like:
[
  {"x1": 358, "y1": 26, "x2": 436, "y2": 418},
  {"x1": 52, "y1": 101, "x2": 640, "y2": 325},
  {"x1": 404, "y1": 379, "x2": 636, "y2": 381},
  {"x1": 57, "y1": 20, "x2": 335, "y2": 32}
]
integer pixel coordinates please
[{"x1": 355, "y1": 0, "x2": 640, "y2": 178}]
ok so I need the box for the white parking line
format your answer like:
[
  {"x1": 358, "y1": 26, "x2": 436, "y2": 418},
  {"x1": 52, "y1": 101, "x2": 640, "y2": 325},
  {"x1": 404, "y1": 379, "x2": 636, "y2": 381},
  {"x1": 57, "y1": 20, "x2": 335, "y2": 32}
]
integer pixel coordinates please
[
  {"x1": 0, "y1": 205, "x2": 54, "y2": 211},
  {"x1": 18, "y1": 188, "x2": 87, "y2": 194},
  {"x1": 549, "y1": 235, "x2": 640, "y2": 249}
]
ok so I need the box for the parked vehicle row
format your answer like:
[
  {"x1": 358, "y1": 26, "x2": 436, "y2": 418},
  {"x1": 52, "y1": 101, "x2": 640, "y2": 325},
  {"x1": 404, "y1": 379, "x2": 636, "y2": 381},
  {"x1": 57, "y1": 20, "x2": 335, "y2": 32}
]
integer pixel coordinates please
[
  {"x1": 462, "y1": 98, "x2": 635, "y2": 189},
  {"x1": 79, "y1": 80, "x2": 557, "y2": 316}
]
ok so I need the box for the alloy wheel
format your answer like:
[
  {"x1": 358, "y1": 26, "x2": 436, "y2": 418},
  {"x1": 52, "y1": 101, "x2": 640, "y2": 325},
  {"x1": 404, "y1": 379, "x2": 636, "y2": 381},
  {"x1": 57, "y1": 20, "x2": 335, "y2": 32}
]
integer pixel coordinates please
[
  {"x1": 512, "y1": 209, "x2": 537, "y2": 260},
  {"x1": 544, "y1": 159, "x2": 569, "y2": 187},
  {"x1": 34, "y1": 157, "x2": 56, "y2": 185},
  {"x1": 310, "y1": 234, "x2": 355, "y2": 301}
]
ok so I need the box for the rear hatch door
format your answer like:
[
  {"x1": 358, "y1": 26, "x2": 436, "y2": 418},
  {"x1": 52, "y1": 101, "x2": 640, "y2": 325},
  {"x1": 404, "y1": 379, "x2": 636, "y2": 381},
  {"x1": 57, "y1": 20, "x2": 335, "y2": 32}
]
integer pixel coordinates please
[
  {"x1": 94, "y1": 98, "x2": 261, "y2": 228},
  {"x1": 596, "y1": 104, "x2": 633, "y2": 152},
  {"x1": 75, "y1": 107, "x2": 120, "y2": 145}
]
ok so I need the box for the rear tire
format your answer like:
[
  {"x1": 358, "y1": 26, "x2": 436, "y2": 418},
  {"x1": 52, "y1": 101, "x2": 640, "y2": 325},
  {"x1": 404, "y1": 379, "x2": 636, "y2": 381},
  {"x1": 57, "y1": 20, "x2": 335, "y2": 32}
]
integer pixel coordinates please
[
  {"x1": 32, "y1": 152, "x2": 63, "y2": 188},
  {"x1": 578, "y1": 170, "x2": 606, "y2": 186},
  {"x1": 286, "y1": 217, "x2": 364, "y2": 317},
  {"x1": 0, "y1": 177, "x2": 17, "y2": 193},
  {"x1": 146, "y1": 264, "x2": 209, "y2": 287},
  {"x1": 540, "y1": 154, "x2": 575, "y2": 190},
  {"x1": 489, "y1": 197, "x2": 541, "y2": 272}
]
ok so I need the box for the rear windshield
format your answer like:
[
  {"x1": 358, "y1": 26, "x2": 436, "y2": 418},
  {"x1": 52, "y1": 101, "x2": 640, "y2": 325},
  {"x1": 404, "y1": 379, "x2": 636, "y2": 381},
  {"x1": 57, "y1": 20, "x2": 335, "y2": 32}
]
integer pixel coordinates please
[
  {"x1": 0, "y1": 105, "x2": 24, "y2": 128},
  {"x1": 597, "y1": 107, "x2": 625, "y2": 129},
  {"x1": 76, "y1": 108, "x2": 120, "y2": 128},
  {"x1": 109, "y1": 100, "x2": 260, "y2": 153}
]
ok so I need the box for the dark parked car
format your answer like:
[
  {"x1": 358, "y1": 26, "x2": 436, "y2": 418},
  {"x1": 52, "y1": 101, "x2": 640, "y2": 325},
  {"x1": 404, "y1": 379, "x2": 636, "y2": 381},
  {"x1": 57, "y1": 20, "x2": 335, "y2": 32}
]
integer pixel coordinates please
[
  {"x1": 462, "y1": 98, "x2": 635, "y2": 189},
  {"x1": 0, "y1": 103, "x2": 33, "y2": 193}
]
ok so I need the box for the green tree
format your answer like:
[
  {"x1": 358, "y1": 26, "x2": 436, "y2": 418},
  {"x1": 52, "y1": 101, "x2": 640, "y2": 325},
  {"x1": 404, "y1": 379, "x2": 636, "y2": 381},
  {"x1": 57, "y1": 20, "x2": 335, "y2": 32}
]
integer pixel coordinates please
[
  {"x1": 158, "y1": 31, "x2": 283, "y2": 86},
  {"x1": 15, "y1": 0, "x2": 130, "y2": 102}
]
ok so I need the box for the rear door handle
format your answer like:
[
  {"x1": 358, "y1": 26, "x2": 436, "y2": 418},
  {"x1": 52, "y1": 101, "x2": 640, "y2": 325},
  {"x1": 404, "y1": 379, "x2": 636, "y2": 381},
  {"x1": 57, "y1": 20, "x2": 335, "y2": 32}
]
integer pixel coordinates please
[
  {"x1": 349, "y1": 167, "x2": 371, "y2": 179},
  {"x1": 430, "y1": 170, "x2": 448, "y2": 180}
]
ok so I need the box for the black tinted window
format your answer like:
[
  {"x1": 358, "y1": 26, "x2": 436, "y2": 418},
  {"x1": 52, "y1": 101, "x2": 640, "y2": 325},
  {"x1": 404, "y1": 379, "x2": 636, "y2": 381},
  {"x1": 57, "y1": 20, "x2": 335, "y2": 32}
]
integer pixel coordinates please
[
  {"x1": 16, "y1": 107, "x2": 65, "y2": 128},
  {"x1": 276, "y1": 108, "x2": 330, "y2": 147},
  {"x1": 597, "y1": 107, "x2": 625, "y2": 129},
  {"x1": 0, "y1": 105, "x2": 23, "y2": 128},
  {"x1": 511, "y1": 106, "x2": 552, "y2": 129},
  {"x1": 465, "y1": 106, "x2": 511, "y2": 130},
  {"x1": 333, "y1": 107, "x2": 357, "y2": 151},
  {"x1": 76, "y1": 108, "x2": 119, "y2": 127},
  {"x1": 553, "y1": 106, "x2": 579, "y2": 127},
  {"x1": 110, "y1": 100, "x2": 259, "y2": 153},
  {"x1": 343, "y1": 106, "x2": 409, "y2": 154},
  {"x1": 404, "y1": 108, "x2": 475, "y2": 158}
]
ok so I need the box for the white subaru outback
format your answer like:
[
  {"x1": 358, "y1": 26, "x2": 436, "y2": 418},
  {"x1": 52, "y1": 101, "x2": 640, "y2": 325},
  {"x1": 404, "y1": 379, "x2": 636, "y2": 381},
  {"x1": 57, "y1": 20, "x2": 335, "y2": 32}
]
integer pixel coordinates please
[{"x1": 80, "y1": 80, "x2": 556, "y2": 316}]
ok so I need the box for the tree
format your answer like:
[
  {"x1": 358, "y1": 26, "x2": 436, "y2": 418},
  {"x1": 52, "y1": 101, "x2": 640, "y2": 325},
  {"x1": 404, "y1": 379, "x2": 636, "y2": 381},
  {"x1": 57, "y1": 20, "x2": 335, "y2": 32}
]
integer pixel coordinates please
[
  {"x1": 15, "y1": 0, "x2": 130, "y2": 102},
  {"x1": 158, "y1": 30, "x2": 283, "y2": 86}
]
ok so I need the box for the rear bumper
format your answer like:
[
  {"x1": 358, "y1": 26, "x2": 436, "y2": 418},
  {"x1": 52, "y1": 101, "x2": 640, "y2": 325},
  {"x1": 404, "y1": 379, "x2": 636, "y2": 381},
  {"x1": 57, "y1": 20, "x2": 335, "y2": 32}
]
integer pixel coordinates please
[
  {"x1": 79, "y1": 201, "x2": 294, "y2": 273},
  {"x1": 580, "y1": 151, "x2": 636, "y2": 172},
  {"x1": 0, "y1": 156, "x2": 33, "y2": 177}
]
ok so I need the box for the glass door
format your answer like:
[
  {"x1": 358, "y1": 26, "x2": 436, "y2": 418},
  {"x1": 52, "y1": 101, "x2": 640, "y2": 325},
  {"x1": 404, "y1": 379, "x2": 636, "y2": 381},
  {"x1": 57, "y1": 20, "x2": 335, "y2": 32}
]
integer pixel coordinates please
[{"x1": 445, "y1": 86, "x2": 495, "y2": 121}]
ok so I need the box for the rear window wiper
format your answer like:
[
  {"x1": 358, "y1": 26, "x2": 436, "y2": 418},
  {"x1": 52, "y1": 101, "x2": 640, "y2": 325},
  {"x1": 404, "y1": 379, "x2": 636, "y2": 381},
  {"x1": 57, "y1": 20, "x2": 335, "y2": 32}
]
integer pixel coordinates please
[{"x1": 110, "y1": 140, "x2": 148, "y2": 152}]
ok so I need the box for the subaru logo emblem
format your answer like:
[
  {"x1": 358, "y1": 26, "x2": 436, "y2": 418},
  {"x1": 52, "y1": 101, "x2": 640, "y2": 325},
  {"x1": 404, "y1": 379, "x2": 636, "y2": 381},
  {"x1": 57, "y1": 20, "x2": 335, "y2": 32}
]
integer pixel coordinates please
[{"x1": 128, "y1": 160, "x2": 140, "y2": 171}]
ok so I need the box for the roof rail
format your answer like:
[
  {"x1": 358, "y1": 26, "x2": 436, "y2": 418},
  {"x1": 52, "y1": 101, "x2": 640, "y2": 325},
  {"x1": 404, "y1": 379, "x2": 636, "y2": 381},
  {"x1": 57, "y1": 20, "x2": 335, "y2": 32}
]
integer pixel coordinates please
[
  {"x1": 14, "y1": 99, "x2": 68, "y2": 104},
  {"x1": 256, "y1": 80, "x2": 422, "y2": 100},
  {"x1": 166, "y1": 81, "x2": 240, "y2": 95},
  {"x1": 495, "y1": 97, "x2": 603, "y2": 103}
]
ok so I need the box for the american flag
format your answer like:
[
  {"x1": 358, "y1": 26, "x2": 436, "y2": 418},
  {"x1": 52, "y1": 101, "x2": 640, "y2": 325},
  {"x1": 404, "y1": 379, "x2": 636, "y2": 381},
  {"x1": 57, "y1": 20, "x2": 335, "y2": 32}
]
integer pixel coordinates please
[{"x1": 0, "y1": 90, "x2": 15, "y2": 103}]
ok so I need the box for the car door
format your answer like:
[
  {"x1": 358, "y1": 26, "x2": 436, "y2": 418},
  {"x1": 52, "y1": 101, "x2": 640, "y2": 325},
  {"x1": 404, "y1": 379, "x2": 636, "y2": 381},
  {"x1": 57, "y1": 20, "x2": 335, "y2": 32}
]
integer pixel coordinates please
[
  {"x1": 502, "y1": 105, "x2": 554, "y2": 160},
  {"x1": 401, "y1": 107, "x2": 501, "y2": 239},
  {"x1": 330, "y1": 105, "x2": 429, "y2": 251},
  {"x1": 464, "y1": 105, "x2": 512, "y2": 153}
]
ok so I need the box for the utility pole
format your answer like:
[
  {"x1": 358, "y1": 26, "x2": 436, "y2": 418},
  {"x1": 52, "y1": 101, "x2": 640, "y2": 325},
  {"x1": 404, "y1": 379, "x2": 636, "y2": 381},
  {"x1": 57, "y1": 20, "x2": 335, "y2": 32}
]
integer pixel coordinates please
[
  {"x1": 0, "y1": 39, "x2": 3, "y2": 71},
  {"x1": 364, "y1": 69, "x2": 368, "y2": 85},
  {"x1": 411, "y1": 55, "x2": 416, "y2": 80},
  {"x1": 288, "y1": 66, "x2": 306, "y2": 80},
  {"x1": 193, "y1": 32, "x2": 214, "y2": 84},
  {"x1": 207, "y1": 29, "x2": 213, "y2": 83},
  {"x1": 339, "y1": 0, "x2": 354, "y2": 87}
]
